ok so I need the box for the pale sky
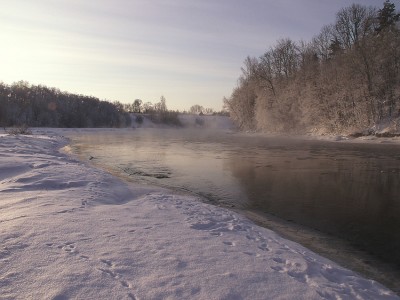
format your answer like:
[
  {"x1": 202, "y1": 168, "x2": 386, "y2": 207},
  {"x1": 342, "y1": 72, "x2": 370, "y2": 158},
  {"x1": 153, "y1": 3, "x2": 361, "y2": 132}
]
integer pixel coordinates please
[{"x1": 0, "y1": 0, "x2": 387, "y2": 111}]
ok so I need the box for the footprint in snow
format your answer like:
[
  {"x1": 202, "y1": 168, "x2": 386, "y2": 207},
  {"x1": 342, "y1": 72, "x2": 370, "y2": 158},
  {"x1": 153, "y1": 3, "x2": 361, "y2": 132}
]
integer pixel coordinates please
[
  {"x1": 273, "y1": 257, "x2": 285, "y2": 264},
  {"x1": 156, "y1": 204, "x2": 166, "y2": 210},
  {"x1": 258, "y1": 243, "x2": 270, "y2": 251},
  {"x1": 98, "y1": 258, "x2": 137, "y2": 297},
  {"x1": 60, "y1": 242, "x2": 77, "y2": 254},
  {"x1": 270, "y1": 256, "x2": 309, "y2": 283},
  {"x1": 0, "y1": 249, "x2": 11, "y2": 259},
  {"x1": 223, "y1": 241, "x2": 236, "y2": 247},
  {"x1": 100, "y1": 259, "x2": 113, "y2": 267},
  {"x1": 210, "y1": 231, "x2": 223, "y2": 237},
  {"x1": 128, "y1": 293, "x2": 137, "y2": 300},
  {"x1": 47, "y1": 241, "x2": 78, "y2": 255}
]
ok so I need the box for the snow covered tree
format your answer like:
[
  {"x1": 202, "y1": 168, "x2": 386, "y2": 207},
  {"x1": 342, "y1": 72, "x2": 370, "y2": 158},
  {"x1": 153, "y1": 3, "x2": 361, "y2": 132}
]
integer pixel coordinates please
[{"x1": 224, "y1": 2, "x2": 400, "y2": 134}]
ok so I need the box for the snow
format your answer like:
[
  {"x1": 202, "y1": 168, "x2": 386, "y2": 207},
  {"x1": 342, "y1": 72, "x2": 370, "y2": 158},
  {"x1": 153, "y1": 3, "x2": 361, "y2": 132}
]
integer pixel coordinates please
[
  {"x1": 0, "y1": 131, "x2": 399, "y2": 299},
  {"x1": 305, "y1": 116, "x2": 400, "y2": 144}
]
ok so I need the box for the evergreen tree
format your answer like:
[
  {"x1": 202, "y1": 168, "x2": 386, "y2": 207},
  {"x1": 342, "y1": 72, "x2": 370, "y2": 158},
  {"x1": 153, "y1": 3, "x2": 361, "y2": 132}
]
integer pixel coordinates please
[{"x1": 376, "y1": 0, "x2": 400, "y2": 32}]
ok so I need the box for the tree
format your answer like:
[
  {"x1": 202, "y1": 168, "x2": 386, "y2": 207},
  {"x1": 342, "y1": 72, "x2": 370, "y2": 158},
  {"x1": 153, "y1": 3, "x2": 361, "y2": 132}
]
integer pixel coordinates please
[
  {"x1": 223, "y1": 77, "x2": 256, "y2": 130},
  {"x1": 142, "y1": 102, "x2": 153, "y2": 113},
  {"x1": 113, "y1": 101, "x2": 124, "y2": 113},
  {"x1": 189, "y1": 104, "x2": 204, "y2": 114},
  {"x1": 204, "y1": 108, "x2": 214, "y2": 115},
  {"x1": 257, "y1": 51, "x2": 276, "y2": 96},
  {"x1": 274, "y1": 38, "x2": 299, "y2": 79},
  {"x1": 158, "y1": 95, "x2": 167, "y2": 112},
  {"x1": 376, "y1": 0, "x2": 400, "y2": 33},
  {"x1": 133, "y1": 99, "x2": 142, "y2": 113},
  {"x1": 123, "y1": 103, "x2": 130, "y2": 112},
  {"x1": 298, "y1": 39, "x2": 319, "y2": 79},
  {"x1": 328, "y1": 37, "x2": 343, "y2": 58},
  {"x1": 0, "y1": 81, "x2": 131, "y2": 128},
  {"x1": 334, "y1": 4, "x2": 376, "y2": 50},
  {"x1": 313, "y1": 25, "x2": 335, "y2": 61},
  {"x1": 224, "y1": 2, "x2": 400, "y2": 134}
]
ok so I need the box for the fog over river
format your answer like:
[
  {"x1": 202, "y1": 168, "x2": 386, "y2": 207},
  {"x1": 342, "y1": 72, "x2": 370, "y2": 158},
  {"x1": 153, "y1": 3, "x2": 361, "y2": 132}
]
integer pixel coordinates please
[{"x1": 66, "y1": 128, "x2": 400, "y2": 287}]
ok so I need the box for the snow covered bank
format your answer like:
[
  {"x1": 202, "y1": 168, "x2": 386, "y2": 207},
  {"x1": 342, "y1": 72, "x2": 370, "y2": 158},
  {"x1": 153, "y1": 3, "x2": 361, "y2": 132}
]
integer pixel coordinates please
[
  {"x1": 0, "y1": 132, "x2": 398, "y2": 299},
  {"x1": 244, "y1": 130, "x2": 400, "y2": 146},
  {"x1": 306, "y1": 117, "x2": 400, "y2": 144}
]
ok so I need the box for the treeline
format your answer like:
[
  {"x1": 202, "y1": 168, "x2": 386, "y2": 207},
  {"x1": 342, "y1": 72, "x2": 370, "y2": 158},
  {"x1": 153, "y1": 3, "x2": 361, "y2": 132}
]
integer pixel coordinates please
[
  {"x1": 122, "y1": 98, "x2": 227, "y2": 117},
  {"x1": 0, "y1": 81, "x2": 131, "y2": 128},
  {"x1": 224, "y1": 1, "x2": 400, "y2": 134},
  {"x1": 119, "y1": 95, "x2": 182, "y2": 126}
]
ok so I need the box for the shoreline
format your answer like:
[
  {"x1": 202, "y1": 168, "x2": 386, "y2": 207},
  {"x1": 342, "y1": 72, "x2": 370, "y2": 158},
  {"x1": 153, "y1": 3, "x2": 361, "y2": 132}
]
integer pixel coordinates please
[
  {"x1": 82, "y1": 153, "x2": 400, "y2": 294},
  {"x1": 240, "y1": 209, "x2": 400, "y2": 294},
  {"x1": 62, "y1": 127, "x2": 400, "y2": 294},
  {"x1": 1, "y1": 129, "x2": 399, "y2": 299}
]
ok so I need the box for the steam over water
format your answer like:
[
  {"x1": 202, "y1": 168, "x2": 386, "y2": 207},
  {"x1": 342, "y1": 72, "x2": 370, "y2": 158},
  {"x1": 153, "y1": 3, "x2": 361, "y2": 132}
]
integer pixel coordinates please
[{"x1": 68, "y1": 128, "x2": 400, "y2": 276}]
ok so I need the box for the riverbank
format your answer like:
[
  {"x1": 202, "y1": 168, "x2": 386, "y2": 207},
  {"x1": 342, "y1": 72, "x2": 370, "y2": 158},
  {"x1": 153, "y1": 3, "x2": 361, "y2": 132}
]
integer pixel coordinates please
[{"x1": 0, "y1": 130, "x2": 399, "y2": 299}]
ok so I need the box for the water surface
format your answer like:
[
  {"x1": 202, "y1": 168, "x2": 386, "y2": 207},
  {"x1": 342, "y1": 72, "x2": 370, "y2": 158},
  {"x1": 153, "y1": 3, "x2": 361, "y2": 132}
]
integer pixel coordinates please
[{"x1": 67, "y1": 128, "x2": 400, "y2": 289}]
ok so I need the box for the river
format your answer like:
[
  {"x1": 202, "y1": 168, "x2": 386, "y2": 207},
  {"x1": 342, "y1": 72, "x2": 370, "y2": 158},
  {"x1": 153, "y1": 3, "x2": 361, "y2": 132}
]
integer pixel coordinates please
[{"x1": 66, "y1": 127, "x2": 400, "y2": 291}]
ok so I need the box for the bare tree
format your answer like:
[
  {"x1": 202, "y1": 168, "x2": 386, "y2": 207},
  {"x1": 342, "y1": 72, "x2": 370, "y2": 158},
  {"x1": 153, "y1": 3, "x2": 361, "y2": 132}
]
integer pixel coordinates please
[
  {"x1": 142, "y1": 102, "x2": 153, "y2": 113},
  {"x1": 0, "y1": 82, "x2": 130, "y2": 128},
  {"x1": 204, "y1": 108, "x2": 214, "y2": 115},
  {"x1": 257, "y1": 51, "x2": 276, "y2": 96},
  {"x1": 223, "y1": 78, "x2": 256, "y2": 130},
  {"x1": 189, "y1": 104, "x2": 204, "y2": 115},
  {"x1": 312, "y1": 25, "x2": 335, "y2": 61},
  {"x1": 159, "y1": 95, "x2": 167, "y2": 112},
  {"x1": 133, "y1": 99, "x2": 142, "y2": 113},
  {"x1": 272, "y1": 38, "x2": 299, "y2": 80},
  {"x1": 334, "y1": 4, "x2": 376, "y2": 50}
]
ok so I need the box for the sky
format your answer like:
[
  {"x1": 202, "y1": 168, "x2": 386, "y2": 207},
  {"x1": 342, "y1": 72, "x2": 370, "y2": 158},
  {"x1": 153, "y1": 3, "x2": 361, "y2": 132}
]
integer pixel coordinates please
[{"x1": 0, "y1": 0, "x2": 391, "y2": 111}]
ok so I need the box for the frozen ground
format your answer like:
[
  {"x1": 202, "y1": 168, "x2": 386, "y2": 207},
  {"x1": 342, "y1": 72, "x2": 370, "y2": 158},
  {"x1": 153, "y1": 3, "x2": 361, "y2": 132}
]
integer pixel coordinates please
[{"x1": 0, "y1": 131, "x2": 399, "y2": 299}]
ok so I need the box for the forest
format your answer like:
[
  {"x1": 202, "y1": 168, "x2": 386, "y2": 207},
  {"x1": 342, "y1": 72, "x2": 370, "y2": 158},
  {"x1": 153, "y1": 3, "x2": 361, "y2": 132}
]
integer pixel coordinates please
[
  {"x1": 0, "y1": 81, "x2": 132, "y2": 128},
  {"x1": 224, "y1": 1, "x2": 400, "y2": 135},
  {"x1": 0, "y1": 80, "x2": 223, "y2": 129}
]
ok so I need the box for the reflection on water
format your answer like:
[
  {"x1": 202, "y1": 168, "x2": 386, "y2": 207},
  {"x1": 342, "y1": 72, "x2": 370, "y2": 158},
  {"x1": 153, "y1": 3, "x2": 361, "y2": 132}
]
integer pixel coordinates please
[
  {"x1": 68, "y1": 128, "x2": 400, "y2": 273},
  {"x1": 70, "y1": 129, "x2": 249, "y2": 208},
  {"x1": 227, "y1": 146, "x2": 400, "y2": 267}
]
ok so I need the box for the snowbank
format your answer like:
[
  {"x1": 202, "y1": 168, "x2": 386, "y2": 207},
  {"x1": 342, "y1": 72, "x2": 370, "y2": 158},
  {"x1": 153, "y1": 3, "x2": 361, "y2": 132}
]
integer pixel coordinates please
[
  {"x1": 0, "y1": 132, "x2": 398, "y2": 299},
  {"x1": 306, "y1": 116, "x2": 400, "y2": 143}
]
